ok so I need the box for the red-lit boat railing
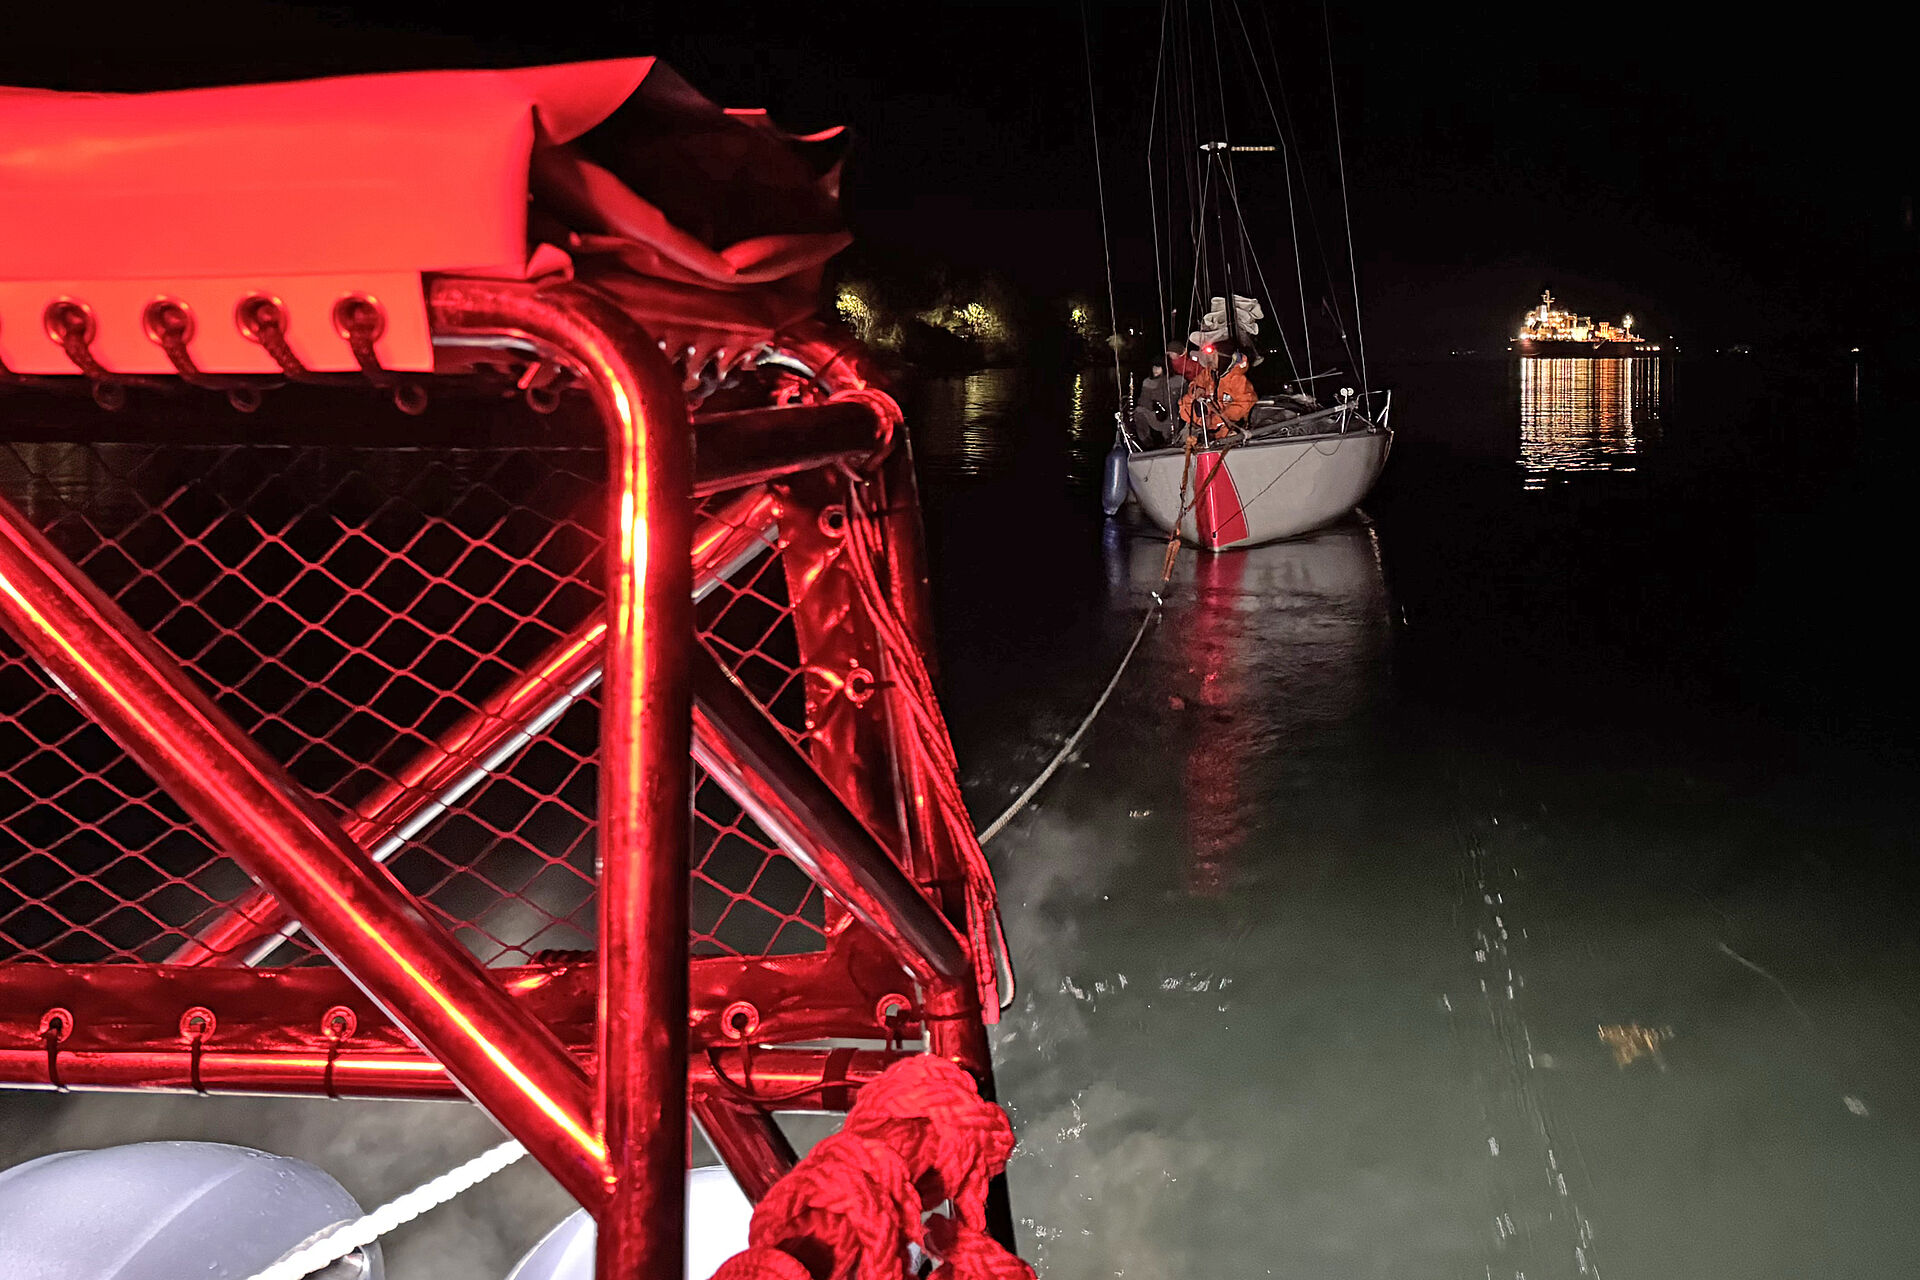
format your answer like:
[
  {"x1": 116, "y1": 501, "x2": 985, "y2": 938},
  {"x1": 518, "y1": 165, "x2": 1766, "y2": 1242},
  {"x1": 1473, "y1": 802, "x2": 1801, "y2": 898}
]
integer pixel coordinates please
[{"x1": 0, "y1": 280, "x2": 1007, "y2": 1275}]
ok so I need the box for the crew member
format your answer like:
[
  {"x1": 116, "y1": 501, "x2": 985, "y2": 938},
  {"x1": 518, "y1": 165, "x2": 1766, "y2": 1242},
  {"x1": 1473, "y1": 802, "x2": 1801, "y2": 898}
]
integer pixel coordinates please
[
  {"x1": 1215, "y1": 351, "x2": 1256, "y2": 438},
  {"x1": 1178, "y1": 360, "x2": 1218, "y2": 437},
  {"x1": 1167, "y1": 345, "x2": 1204, "y2": 383},
  {"x1": 1134, "y1": 363, "x2": 1182, "y2": 446}
]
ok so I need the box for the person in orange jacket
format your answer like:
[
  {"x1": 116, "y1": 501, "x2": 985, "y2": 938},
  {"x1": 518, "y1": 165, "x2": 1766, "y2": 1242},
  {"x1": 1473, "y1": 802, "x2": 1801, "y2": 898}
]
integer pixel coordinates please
[
  {"x1": 1215, "y1": 351, "x2": 1256, "y2": 435},
  {"x1": 1178, "y1": 361, "x2": 1217, "y2": 436}
]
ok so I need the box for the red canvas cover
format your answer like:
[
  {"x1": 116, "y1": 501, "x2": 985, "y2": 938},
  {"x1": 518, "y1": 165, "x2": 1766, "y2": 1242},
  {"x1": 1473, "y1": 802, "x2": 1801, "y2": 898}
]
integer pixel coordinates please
[{"x1": 0, "y1": 60, "x2": 848, "y2": 374}]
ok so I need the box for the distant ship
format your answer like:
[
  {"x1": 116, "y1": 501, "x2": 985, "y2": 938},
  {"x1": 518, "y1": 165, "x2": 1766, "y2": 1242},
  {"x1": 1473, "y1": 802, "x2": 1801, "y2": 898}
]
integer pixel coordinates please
[{"x1": 1512, "y1": 289, "x2": 1663, "y2": 357}]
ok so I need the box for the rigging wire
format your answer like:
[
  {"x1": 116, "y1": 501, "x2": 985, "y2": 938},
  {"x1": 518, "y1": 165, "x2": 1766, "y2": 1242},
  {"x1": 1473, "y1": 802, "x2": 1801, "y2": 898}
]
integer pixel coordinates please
[
  {"x1": 1205, "y1": 0, "x2": 1240, "y2": 332},
  {"x1": 1178, "y1": 0, "x2": 1207, "y2": 324},
  {"x1": 1182, "y1": 154, "x2": 1218, "y2": 339},
  {"x1": 1145, "y1": 0, "x2": 1173, "y2": 366},
  {"x1": 1256, "y1": 2, "x2": 1358, "y2": 378},
  {"x1": 1079, "y1": 0, "x2": 1126, "y2": 407},
  {"x1": 1225, "y1": 0, "x2": 1313, "y2": 381},
  {"x1": 1322, "y1": 0, "x2": 1370, "y2": 401},
  {"x1": 1217, "y1": 159, "x2": 1301, "y2": 378},
  {"x1": 1166, "y1": 16, "x2": 1189, "y2": 348}
]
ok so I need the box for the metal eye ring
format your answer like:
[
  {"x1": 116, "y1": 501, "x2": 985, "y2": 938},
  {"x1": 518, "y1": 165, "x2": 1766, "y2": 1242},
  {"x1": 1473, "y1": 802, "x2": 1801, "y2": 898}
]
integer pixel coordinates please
[
  {"x1": 719, "y1": 1001, "x2": 761, "y2": 1041},
  {"x1": 142, "y1": 297, "x2": 195, "y2": 345},
  {"x1": 235, "y1": 294, "x2": 289, "y2": 341}
]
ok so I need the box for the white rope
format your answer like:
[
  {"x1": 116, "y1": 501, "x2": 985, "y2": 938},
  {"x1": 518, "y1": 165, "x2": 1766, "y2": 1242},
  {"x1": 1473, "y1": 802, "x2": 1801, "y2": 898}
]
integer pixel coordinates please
[
  {"x1": 977, "y1": 598, "x2": 1161, "y2": 847},
  {"x1": 243, "y1": 1139, "x2": 528, "y2": 1280}
]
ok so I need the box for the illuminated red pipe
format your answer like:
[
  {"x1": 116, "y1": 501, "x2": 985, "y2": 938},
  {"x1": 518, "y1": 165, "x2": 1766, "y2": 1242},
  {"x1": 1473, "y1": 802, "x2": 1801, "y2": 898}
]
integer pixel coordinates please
[
  {"x1": 167, "y1": 611, "x2": 609, "y2": 967},
  {"x1": 0, "y1": 1044, "x2": 906, "y2": 1109},
  {"x1": 779, "y1": 322, "x2": 1017, "y2": 1251},
  {"x1": 690, "y1": 488, "x2": 785, "y2": 590},
  {"x1": 692, "y1": 1096, "x2": 798, "y2": 1202},
  {"x1": 190, "y1": 567, "x2": 964, "y2": 1005},
  {"x1": 689, "y1": 644, "x2": 971, "y2": 990},
  {"x1": 173, "y1": 486, "x2": 780, "y2": 968},
  {"x1": 428, "y1": 277, "x2": 695, "y2": 1280},
  {"x1": 690, "y1": 400, "x2": 889, "y2": 495},
  {"x1": 0, "y1": 461, "x2": 607, "y2": 1207}
]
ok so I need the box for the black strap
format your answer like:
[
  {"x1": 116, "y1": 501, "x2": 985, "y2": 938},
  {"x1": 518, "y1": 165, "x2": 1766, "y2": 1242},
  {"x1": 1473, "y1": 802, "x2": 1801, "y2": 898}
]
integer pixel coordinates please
[
  {"x1": 188, "y1": 1033, "x2": 208, "y2": 1096},
  {"x1": 819, "y1": 1046, "x2": 857, "y2": 1114},
  {"x1": 323, "y1": 1035, "x2": 344, "y2": 1101},
  {"x1": 42, "y1": 1020, "x2": 66, "y2": 1093}
]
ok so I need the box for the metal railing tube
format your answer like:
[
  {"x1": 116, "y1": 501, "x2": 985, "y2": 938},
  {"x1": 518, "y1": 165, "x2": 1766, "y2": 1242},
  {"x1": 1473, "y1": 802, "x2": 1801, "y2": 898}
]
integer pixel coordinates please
[
  {"x1": 427, "y1": 276, "x2": 695, "y2": 1280},
  {"x1": 688, "y1": 645, "x2": 971, "y2": 989},
  {"x1": 0, "y1": 467, "x2": 608, "y2": 1209}
]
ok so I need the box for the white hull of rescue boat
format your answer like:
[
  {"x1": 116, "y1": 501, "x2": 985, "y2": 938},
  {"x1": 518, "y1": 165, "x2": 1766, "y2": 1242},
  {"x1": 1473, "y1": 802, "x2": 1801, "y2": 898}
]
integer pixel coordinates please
[{"x1": 1127, "y1": 418, "x2": 1390, "y2": 551}]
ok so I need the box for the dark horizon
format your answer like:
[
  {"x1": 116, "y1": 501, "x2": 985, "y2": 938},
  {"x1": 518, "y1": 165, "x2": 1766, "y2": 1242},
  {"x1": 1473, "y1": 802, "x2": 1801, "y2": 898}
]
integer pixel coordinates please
[{"x1": 7, "y1": 2, "x2": 1909, "y2": 357}]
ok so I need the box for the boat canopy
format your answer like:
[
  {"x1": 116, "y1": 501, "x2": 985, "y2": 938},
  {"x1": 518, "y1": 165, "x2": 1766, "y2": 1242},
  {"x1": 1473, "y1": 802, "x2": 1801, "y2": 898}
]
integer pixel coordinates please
[{"x1": 0, "y1": 60, "x2": 849, "y2": 374}]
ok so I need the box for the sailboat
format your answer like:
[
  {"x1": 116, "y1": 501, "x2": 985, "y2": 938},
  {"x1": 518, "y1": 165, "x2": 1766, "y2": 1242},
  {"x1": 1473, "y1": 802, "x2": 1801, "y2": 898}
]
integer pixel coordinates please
[{"x1": 1112, "y1": 4, "x2": 1392, "y2": 551}]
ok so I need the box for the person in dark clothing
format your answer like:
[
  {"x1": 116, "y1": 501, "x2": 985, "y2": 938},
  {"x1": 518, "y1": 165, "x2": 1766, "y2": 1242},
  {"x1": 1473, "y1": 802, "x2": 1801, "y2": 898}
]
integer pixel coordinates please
[{"x1": 1133, "y1": 362, "x2": 1185, "y2": 446}]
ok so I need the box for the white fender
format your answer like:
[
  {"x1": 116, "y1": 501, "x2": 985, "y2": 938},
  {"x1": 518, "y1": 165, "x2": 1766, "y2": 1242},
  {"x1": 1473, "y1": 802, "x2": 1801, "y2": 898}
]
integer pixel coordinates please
[{"x1": 0, "y1": 1140, "x2": 380, "y2": 1280}]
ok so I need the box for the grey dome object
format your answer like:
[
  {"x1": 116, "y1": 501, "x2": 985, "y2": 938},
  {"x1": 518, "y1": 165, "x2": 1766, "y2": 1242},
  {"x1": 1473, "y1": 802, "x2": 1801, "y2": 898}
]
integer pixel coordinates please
[
  {"x1": 0, "y1": 1140, "x2": 382, "y2": 1280},
  {"x1": 507, "y1": 1166, "x2": 751, "y2": 1280}
]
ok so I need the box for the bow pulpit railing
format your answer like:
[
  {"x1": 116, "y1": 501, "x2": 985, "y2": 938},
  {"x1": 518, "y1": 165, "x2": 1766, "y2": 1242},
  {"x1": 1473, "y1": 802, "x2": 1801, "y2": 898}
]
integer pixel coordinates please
[{"x1": 0, "y1": 61, "x2": 1012, "y2": 1280}]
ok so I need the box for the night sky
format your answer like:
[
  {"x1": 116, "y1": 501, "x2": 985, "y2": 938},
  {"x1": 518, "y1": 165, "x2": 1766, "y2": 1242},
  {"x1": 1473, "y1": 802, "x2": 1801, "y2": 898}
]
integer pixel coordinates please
[{"x1": 8, "y1": 2, "x2": 1910, "y2": 356}]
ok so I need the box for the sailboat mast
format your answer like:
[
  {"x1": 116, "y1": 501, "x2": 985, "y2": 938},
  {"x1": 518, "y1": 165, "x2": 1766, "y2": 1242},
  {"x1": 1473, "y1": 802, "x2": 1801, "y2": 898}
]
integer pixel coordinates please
[
  {"x1": 1146, "y1": 1, "x2": 1172, "y2": 364},
  {"x1": 1207, "y1": 145, "x2": 1237, "y2": 349},
  {"x1": 1204, "y1": 0, "x2": 1243, "y2": 353}
]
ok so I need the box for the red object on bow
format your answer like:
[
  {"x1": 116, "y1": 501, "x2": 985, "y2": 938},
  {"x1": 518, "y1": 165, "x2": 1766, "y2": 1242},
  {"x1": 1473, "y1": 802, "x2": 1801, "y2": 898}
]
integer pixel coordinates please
[
  {"x1": 926, "y1": 1216, "x2": 1036, "y2": 1280},
  {"x1": 1168, "y1": 350, "x2": 1204, "y2": 381},
  {"x1": 710, "y1": 1057, "x2": 1032, "y2": 1280}
]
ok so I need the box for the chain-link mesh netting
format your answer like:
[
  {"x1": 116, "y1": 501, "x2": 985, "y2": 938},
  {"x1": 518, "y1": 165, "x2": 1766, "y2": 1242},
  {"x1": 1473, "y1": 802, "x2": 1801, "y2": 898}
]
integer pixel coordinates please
[{"x1": 0, "y1": 440, "x2": 826, "y2": 966}]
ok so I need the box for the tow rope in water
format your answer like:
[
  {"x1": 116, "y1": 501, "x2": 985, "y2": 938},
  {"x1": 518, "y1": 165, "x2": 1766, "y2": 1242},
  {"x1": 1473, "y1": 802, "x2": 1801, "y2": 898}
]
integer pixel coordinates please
[{"x1": 976, "y1": 594, "x2": 1162, "y2": 847}]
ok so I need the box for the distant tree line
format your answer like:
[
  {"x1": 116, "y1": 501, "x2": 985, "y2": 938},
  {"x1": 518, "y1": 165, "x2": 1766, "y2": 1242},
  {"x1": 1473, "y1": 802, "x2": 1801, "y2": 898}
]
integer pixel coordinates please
[{"x1": 825, "y1": 251, "x2": 1152, "y2": 374}]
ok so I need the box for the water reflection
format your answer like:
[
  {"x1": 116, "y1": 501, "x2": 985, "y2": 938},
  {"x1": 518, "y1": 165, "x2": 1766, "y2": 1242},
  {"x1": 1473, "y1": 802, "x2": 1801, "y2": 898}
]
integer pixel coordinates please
[
  {"x1": 1518, "y1": 357, "x2": 1663, "y2": 489},
  {"x1": 910, "y1": 368, "x2": 1021, "y2": 479},
  {"x1": 996, "y1": 520, "x2": 1399, "y2": 1276},
  {"x1": 908, "y1": 369, "x2": 1118, "y2": 486},
  {"x1": 1067, "y1": 370, "x2": 1119, "y2": 445},
  {"x1": 1105, "y1": 521, "x2": 1392, "y2": 897}
]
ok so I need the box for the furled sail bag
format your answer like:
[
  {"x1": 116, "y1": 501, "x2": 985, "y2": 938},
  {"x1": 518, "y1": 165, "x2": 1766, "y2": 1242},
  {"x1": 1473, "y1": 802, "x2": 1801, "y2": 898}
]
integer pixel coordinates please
[{"x1": 1188, "y1": 293, "x2": 1264, "y2": 349}]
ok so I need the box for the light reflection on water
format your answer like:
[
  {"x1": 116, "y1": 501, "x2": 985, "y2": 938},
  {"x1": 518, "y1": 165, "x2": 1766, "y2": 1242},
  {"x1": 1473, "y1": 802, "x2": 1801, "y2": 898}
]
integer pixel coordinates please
[
  {"x1": 1518, "y1": 357, "x2": 1663, "y2": 489},
  {"x1": 991, "y1": 520, "x2": 1401, "y2": 1277},
  {"x1": 911, "y1": 368, "x2": 1022, "y2": 479},
  {"x1": 935, "y1": 361, "x2": 1920, "y2": 1278},
  {"x1": 1101, "y1": 521, "x2": 1393, "y2": 897},
  {"x1": 908, "y1": 368, "x2": 1118, "y2": 487}
]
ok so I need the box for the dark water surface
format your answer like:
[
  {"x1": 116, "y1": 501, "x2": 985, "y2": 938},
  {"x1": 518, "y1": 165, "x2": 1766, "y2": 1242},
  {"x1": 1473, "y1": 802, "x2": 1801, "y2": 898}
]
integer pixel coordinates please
[
  {"x1": 3, "y1": 356, "x2": 1915, "y2": 1278},
  {"x1": 917, "y1": 357, "x2": 1920, "y2": 1279}
]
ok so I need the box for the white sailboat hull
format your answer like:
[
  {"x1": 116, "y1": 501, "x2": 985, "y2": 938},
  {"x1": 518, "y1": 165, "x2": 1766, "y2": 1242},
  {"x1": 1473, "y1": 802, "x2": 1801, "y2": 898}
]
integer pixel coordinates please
[{"x1": 1126, "y1": 420, "x2": 1390, "y2": 551}]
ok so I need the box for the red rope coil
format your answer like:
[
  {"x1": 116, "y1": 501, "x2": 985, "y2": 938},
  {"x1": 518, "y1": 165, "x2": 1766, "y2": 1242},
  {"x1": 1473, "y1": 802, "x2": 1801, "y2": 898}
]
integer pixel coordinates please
[{"x1": 710, "y1": 1056, "x2": 1032, "y2": 1280}]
